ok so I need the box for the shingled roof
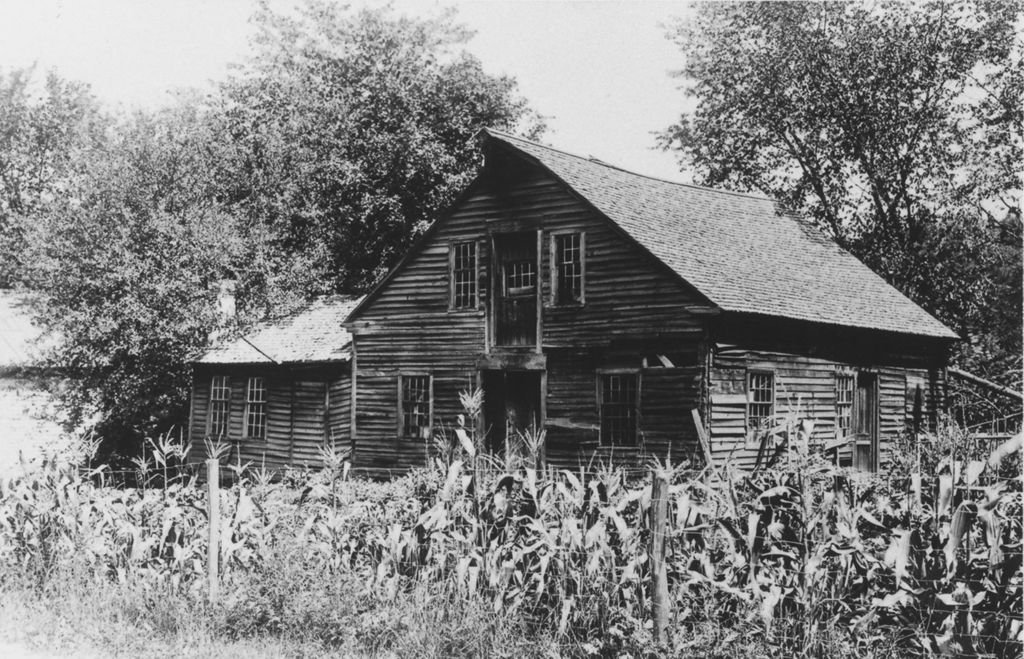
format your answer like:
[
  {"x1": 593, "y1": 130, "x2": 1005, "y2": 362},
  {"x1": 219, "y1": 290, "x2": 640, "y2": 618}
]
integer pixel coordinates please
[
  {"x1": 198, "y1": 295, "x2": 362, "y2": 365},
  {"x1": 482, "y1": 129, "x2": 957, "y2": 339}
]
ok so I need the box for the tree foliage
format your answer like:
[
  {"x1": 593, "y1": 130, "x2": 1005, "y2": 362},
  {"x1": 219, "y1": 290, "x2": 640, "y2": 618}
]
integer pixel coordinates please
[
  {"x1": 8, "y1": 2, "x2": 541, "y2": 454},
  {"x1": 211, "y1": 1, "x2": 542, "y2": 309},
  {"x1": 21, "y1": 104, "x2": 242, "y2": 455},
  {"x1": 662, "y1": 0, "x2": 1022, "y2": 386},
  {"x1": 0, "y1": 69, "x2": 106, "y2": 286}
]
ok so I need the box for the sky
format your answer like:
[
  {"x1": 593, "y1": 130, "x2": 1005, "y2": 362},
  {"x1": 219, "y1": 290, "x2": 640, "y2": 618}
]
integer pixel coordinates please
[{"x1": 0, "y1": 0, "x2": 698, "y2": 182}]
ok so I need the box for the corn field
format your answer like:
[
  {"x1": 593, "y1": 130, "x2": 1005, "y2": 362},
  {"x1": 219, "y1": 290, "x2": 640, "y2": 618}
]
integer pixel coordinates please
[{"x1": 0, "y1": 407, "x2": 1020, "y2": 657}]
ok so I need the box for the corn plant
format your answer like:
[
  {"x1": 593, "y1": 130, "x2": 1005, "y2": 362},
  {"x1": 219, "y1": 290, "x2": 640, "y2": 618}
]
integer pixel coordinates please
[{"x1": 1, "y1": 392, "x2": 1019, "y2": 658}]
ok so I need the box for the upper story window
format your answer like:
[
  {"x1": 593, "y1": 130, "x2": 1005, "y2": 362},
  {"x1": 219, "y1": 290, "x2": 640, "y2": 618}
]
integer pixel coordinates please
[
  {"x1": 243, "y1": 377, "x2": 267, "y2": 439},
  {"x1": 450, "y1": 241, "x2": 477, "y2": 309},
  {"x1": 600, "y1": 372, "x2": 639, "y2": 446},
  {"x1": 400, "y1": 374, "x2": 433, "y2": 439},
  {"x1": 836, "y1": 374, "x2": 854, "y2": 438},
  {"x1": 747, "y1": 371, "x2": 775, "y2": 432},
  {"x1": 552, "y1": 232, "x2": 584, "y2": 304},
  {"x1": 208, "y1": 376, "x2": 231, "y2": 438}
]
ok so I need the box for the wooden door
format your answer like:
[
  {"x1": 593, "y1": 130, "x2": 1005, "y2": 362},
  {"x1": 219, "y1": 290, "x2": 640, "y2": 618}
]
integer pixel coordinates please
[
  {"x1": 853, "y1": 373, "x2": 878, "y2": 472},
  {"x1": 494, "y1": 233, "x2": 537, "y2": 347},
  {"x1": 482, "y1": 370, "x2": 541, "y2": 456}
]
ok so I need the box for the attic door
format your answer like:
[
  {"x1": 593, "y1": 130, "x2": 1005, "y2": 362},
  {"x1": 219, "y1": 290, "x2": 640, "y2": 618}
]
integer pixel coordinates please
[{"x1": 494, "y1": 232, "x2": 538, "y2": 347}]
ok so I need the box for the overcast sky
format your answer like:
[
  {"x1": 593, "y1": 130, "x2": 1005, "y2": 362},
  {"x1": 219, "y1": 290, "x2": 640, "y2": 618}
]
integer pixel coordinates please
[{"x1": 0, "y1": 0, "x2": 698, "y2": 182}]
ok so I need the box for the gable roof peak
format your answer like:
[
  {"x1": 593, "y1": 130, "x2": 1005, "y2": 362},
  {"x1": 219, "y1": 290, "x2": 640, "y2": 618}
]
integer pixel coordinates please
[{"x1": 479, "y1": 126, "x2": 777, "y2": 204}]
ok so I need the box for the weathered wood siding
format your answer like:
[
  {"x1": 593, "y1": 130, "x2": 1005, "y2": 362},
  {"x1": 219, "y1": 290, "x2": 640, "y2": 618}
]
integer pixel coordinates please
[
  {"x1": 349, "y1": 155, "x2": 715, "y2": 474},
  {"x1": 708, "y1": 344, "x2": 945, "y2": 470},
  {"x1": 905, "y1": 367, "x2": 945, "y2": 432},
  {"x1": 348, "y1": 149, "x2": 952, "y2": 477},
  {"x1": 544, "y1": 347, "x2": 703, "y2": 471},
  {"x1": 189, "y1": 363, "x2": 350, "y2": 473},
  {"x1": 328, "y1": 375, "x2": 351, "y2": 451}
]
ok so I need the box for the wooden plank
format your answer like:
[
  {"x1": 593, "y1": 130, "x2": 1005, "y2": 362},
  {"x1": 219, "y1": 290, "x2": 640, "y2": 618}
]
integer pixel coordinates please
[
  {"x1": 950, "y1": 367, "x2": 1023, "y2": 401},
  {"x1": 546, "y1": 417, "x2": 599, "y2": 431},
  {"x1": 692, "y1": 408, "x2": 714, "y2": 468}
]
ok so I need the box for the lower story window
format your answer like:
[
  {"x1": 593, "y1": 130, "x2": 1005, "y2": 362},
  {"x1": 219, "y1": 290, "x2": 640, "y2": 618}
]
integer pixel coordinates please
[
  {"x1": 601, "y1": 373, "x2": 638, "y2": 446},
  {"x1": 836, "y1": 374, "x2": 854, "y2": 437},
  {"x1": 401, "y1": 375, "x2": 432, "y2": 439},
  {"x1": 747, "y1": 371, "x2": 775, "y2": 431},
  {"x1": 209, "y1": 376, "x2": 230, "y2": 437},
  {"x1": 244, "y1": 377, "x2": 267, "y2": 439}
]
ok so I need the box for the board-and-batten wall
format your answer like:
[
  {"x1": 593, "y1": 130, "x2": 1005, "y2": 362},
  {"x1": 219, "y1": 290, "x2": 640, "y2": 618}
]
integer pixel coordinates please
[
  {"x1": 349, "y1": 159, "x2": 715, "y2": 473},
  {"x1": 708, "y1": 345, "x2": 945, "y2": 470},
  {"x1": 189, "y1": 363, "x2": 350, "y2": 471}
]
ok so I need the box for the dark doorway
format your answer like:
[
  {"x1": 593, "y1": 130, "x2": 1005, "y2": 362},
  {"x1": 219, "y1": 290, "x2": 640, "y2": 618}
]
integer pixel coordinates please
[
  {"x1": 853, "y1": 372, "x2": 879, "y2": 472},
  {"x1": 481, "y1": 370, "x2": 542, "y2": 456},
  {"x1": 494, "y1": 232, "x2": 538, "y2": 347}
]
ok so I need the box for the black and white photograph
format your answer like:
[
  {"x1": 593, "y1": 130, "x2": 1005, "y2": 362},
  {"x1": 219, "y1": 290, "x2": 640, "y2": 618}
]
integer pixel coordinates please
[{"x1": 0, "y1": 0, "x2": 1020, "y2": 657}]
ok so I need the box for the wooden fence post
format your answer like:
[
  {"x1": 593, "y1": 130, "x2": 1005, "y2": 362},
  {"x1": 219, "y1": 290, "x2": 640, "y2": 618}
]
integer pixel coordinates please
[
  {"x1": 649, "y1": 469, "x2": 670, "y2": 645},
  {"x1": 206, "y1": 458, "x2": 220, "y2": 603}
]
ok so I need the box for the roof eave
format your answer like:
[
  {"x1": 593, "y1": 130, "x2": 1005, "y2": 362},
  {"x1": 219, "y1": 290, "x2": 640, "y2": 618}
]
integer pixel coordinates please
[
  {"x1": 718, "y1": 309, "x2": 960, "y2": 342},
  {"x1": 195, "y1": 355, "x2": 351, "y2": 367}
]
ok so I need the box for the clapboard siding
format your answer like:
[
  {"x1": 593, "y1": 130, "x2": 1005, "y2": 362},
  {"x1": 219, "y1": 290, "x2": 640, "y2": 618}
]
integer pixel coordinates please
[
  {"x1": 544, "y1": 349, "x2": 598, "y2": 465},
  {"x1": 354, "y1": 367, "x2": 477, "y2": 474},
  {"x1": 350, "y1": 166, "x2": 712, "y2": 340},
  {"x1": 189, "y1": 363, "x2": 351, "y2": 473},
  {"x1": 906, "y1": 367, "x2": 945, "y2": 432},
  {"x1": 349, "y1": 158, "x2": 715, "y2": 474},
  {"x1": 328, "y1": 376, "x2": 351, "y2": 450},
  {"x1": 708, "y1": 344, "x2": 946, "y2": 471},
  {"x1": 541, "y1": 348, "x2": 702, "y2": 471}
]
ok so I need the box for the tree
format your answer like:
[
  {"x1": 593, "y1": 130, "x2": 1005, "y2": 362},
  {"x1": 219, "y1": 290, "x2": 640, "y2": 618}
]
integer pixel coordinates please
[
  {"x1": 0, "y1": 68, "x2": 106, "y2": 287},
  {"x1": 21, "y1": 103, "x2": 243, "y2": 459},
  {"x1": 19, "y1": 2, "x2": 542, "y2": 456},
  {"x1": 210, "y1": 1, "x2": 543, "y2": 310},
  {"x1": 661, "y1": 0, "x2": 1022, "y2": 386}
]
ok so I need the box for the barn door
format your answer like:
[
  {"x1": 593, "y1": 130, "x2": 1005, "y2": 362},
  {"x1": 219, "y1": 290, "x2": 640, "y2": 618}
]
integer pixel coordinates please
[{"x1": 852, "y1": 373, "x2": 878, "y2": 472}]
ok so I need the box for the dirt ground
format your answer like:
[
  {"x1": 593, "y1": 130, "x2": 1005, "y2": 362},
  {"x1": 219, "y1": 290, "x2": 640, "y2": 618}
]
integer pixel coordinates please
[{"x1": 0, "y1": 641, "x2": 98, "y2": 659}]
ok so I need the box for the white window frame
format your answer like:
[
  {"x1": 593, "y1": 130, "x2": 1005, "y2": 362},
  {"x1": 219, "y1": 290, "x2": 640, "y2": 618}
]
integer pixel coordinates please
[
  {"x1": 242, "y1": 376, "x2": 267, "y2": 440},
  {"x1": 746, "y1": 370, "x2": 775, "y2": 448},
  {"x1": 549, "y1": 231, "x2": 585, "y2": 306},
  {"x1": 449, "y1": 240, "x2": 478, "y2": 310},
  {"x1": 836, "y1": 372, "x2": 855, "y2": 439},
  {"x1": 398, "y1": 373, "x2": 434, "y2": 439},
  {"x1": 208, "y1": 375, "x2": 231, "y2": 438}
]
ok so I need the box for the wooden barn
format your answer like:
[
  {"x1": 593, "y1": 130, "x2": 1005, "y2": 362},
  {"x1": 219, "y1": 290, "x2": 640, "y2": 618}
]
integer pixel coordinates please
[
  {"x1": 189, "y1": 295, "x2": 361, "y2": 471},
  {"x1": 343, "y1": 129, "x2": 959, "y2": 476}
]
